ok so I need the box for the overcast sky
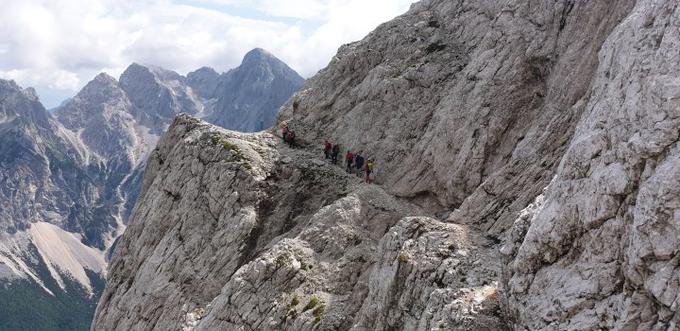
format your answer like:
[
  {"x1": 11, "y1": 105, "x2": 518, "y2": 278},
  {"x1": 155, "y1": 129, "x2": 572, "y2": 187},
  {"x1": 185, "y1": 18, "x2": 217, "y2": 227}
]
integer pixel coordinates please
[{"x1": 0, "y1": 0, "x2": 414, "y2": 108}]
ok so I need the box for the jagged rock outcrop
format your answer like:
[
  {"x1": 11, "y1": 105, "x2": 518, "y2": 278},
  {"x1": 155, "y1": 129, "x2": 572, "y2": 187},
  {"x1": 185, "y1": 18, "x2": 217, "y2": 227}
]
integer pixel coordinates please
[
  {"x1": 0, "y1": 48, "x2": 303, "y2": 330},
  {"x1": 501, "y1": 1, "x2": 680, "y2": 329},
  {"x1": 92, "y1": 115, "x2": 504, "y2": 330},
  {"x1": 192, "y1": 48, "x2": 305, "y2": 132}
]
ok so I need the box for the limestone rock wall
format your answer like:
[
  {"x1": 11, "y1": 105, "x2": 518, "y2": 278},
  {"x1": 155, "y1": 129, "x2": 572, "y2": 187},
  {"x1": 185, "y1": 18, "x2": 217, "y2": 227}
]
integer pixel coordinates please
[
  {"x1": 501, "y1": 1, "x2": 680, "y2": 329},
  {"x1": 279, "y1": 0, "x2": 635, "y2": 234}
]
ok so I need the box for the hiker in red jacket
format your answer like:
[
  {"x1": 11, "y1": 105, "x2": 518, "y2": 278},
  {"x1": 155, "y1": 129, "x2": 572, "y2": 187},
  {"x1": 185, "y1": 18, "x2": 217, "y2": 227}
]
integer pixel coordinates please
[
  {"x1": 324, "y1": 140, "x2": 332, "y2": 159},
  {"x1": 345, "y1": 150, "x2": 354, "y2": 172}
]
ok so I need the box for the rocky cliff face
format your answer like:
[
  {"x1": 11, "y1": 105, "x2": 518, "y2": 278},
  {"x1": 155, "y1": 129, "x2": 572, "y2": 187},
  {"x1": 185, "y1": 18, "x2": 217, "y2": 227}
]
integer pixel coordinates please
[
  {"x1": 93, "y1": 0, "x2": 679, "y2": 330},
  {"x1": 0, "y1": 79, "x2": 107, "y2": 330},
  {"x1": 501, "y1": 1, "x2": 680, "y2": 329}
]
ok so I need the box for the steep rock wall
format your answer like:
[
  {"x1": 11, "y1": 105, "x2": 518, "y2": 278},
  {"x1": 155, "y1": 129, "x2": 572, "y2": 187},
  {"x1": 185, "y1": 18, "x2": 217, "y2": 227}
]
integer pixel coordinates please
[
  {"x1": 279, "y1": 0, "x2": 635, "y2": 234},
  {"x1": 501, "y1": 1, "x2": 680, "y2": 329}
]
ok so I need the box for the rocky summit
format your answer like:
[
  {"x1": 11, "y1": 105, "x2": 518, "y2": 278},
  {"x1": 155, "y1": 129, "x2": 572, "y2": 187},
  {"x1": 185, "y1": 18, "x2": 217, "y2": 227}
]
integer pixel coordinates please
[
  {"x1": 93, "y1": 0, "x2": 680, "y2": 330},
  {"x1": 189, "y1": 48, "x2": 305, "y2": 132}
]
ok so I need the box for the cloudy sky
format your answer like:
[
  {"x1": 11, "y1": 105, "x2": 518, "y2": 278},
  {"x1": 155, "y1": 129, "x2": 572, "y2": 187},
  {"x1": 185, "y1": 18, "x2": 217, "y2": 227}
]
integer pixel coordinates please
[{"x1": 0, "y1": 0, "x2": 414, "y2": 108}]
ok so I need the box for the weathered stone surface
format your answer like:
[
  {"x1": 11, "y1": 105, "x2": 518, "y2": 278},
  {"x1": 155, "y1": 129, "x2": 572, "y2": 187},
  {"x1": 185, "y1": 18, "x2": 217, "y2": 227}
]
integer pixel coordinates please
[
  {"x1": 279, "y1": 0, "x2": 635, "y2": 235},
  {"x1": 93, "y1": 0, "x2": 680, "y2": 330},
  {"x1": 92, "y1": 115, "x2": 504, "y2": 330},
  {"x1": 501, "y1": 1, "x2": 680, "y2": 329}
]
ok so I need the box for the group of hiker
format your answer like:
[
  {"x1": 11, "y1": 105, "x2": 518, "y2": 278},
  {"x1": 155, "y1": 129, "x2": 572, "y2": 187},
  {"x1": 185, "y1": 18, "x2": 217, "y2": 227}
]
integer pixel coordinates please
[
  {"x1": 324, "y1": 140, "x2": 375, "y2": 184},
  {"x1": 279, "y1": 124, "x2": 375, "y2": 183}
]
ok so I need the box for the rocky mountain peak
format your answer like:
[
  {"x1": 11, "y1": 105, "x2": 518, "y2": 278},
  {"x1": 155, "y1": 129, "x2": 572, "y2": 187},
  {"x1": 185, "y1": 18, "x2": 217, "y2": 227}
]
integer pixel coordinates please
[
  {"x1": 119, "y1": 63, "x2": 201, "y2": 132},
  {"x1": 240, "y1": 47, "x2": 302, "y2": 80},
  {"x1": 70, "y1": 73, "x2": 127, "y2": 108},
  {"x1": 242, "y1": 47, "x2": 275, "y2": 65},
  {"x1": 91, "y1": 72, "x2": 118, "y2": 84},
  {"x1": 0, "y1": 79, "x2": 50, "y2": 127},
  {"x1": 120, "y1": 63, "x2": 154, "y2": 82},
  {"x1": 186, "y1": 66, "x2": 220, "y2": 99},
  {"x1": 201, "y1": 48, "x2": 305, "y2": 132}
]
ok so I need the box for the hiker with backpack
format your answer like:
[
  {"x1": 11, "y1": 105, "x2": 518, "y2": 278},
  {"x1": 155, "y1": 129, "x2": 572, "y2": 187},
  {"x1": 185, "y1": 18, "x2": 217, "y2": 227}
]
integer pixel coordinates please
[
  {"x1": 331, "y1": 144, "x2": 340, "y2": 164},
  {"x1": 324, "y1": 140, "x2": 332, "y2": 159},
  {"x1": 354, "y1": 151, "x2": 365, "y2": 176},
  {"x1": 365, "y1": 159, "x2": 374, "y2": 183},
  {"x1": 345, "y1": 150, "x2": 354, "y2": 172},
  {"x1": 287, "y1": 130, "x2": 296, "y2": 147},
  {"x1": 281, "y1": 125, "x2": 289, "y2": 142}
]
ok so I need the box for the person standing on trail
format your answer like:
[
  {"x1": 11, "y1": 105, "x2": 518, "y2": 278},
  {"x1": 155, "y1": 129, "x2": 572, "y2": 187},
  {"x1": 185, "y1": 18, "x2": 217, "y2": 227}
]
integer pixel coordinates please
[
  {"x1": 324, "y1": 140, "x2": 332, "y2": 159},
  {"x1": 287, "y1": 130, "x2": 296, "y2": 147},
  {"x1": 345, "y1": 150, "x2": 354, "y2": 172},
  {"x1": 281, "y1": 125, "x2": 289, "y2": 142},
  {"x1": 331, "y1": 144, "x2": 340, "y2": 164},
  {"x1": 354, "y1": 151, "x2": 365, "y2": 175},
  {"x1": 365, "y1": 159, "x2": 374, "y2": 183}
]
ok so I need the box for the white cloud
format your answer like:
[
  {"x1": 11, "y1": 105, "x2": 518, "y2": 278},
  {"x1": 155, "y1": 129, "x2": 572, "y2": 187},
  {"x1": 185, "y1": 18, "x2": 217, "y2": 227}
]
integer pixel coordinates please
[{"x1": 0, "y1": 0, "x2": 414, "y2": 107}]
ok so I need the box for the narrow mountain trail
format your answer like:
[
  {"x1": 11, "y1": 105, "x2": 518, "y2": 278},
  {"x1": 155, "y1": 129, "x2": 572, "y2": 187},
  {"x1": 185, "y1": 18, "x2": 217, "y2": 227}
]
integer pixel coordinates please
[
  {"x1": 277, "y1": 137, "x2": 506, "y2": 330},
  {"x1": 93, "y1": 115, "x2": 509, "y2": 330}
]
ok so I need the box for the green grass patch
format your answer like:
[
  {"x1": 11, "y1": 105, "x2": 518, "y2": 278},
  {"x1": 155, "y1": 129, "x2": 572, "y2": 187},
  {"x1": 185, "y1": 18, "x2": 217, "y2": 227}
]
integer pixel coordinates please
[
  {"x1": 312, "y1": 304, "x2": 325, "y2": 324},
  {"x1": 303, "y1": 296, "x2": 319, "y2": 311}
]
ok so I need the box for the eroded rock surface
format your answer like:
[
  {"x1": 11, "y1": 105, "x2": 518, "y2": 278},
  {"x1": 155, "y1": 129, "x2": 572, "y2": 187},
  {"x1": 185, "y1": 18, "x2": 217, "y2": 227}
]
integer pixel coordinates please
[
  {"x1": 280, "y1": 0, "x2": 635, "y2": 235},
  {"x1": 501, "y1": 1, "x2": 680, "y2": 329},
  {"x1": 92, "y1": 115, "x2": 504, "y2": 330},
  {"x1": 94, "y1": 0, "x2": 680, "y2": 330}
]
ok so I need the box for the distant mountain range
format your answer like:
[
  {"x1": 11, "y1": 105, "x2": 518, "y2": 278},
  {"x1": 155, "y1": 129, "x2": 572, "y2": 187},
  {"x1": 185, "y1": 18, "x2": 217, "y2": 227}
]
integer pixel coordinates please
[{"x1": 0, "y1": 48, "x2": 303, "y2": 330}]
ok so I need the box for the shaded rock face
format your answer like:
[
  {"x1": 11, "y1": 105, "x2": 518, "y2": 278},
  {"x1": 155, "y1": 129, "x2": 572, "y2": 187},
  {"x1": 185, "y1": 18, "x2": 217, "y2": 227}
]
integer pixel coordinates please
[
  {"x1": 0, "y1": 79, "x2": 107, "y2": 327},
  {"x1": 191, "y1": 48, "x2": 305, "y2": 132},
  {"x1": 186, "y1": 67, "x2": 220, "y2": 100},
  {"x1": 93, "y1": 115, "x2": 504, "y2": 330},
  {"x1": 0, "y1": 79, "x2": 100, "y2": 237}
]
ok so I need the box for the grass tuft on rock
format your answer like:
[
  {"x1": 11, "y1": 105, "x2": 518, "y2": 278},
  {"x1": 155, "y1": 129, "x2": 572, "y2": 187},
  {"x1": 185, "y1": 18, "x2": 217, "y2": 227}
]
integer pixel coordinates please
[
  {"x1": 303, "y1": 296, "x2": 319, "y2": 311},
  {"x1": 312, "y1": 304, "x2": 325, "y2": 324}
]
